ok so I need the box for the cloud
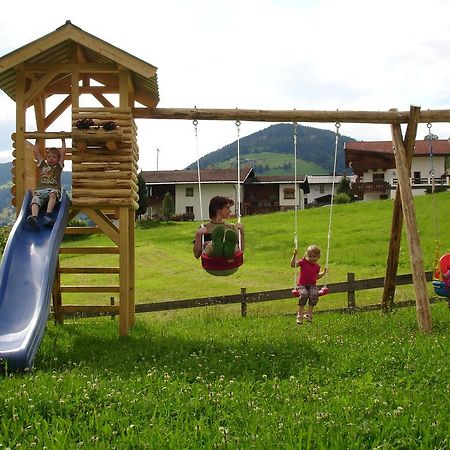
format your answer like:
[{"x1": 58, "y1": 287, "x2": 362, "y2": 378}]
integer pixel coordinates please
[{"x1": 1, "y1": 0, "x2": 450, "y2": 170}]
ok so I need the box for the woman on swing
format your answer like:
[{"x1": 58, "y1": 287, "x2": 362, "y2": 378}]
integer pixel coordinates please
[{"x1": 193, "y1": 196, "x2": 244, "y2": 260}]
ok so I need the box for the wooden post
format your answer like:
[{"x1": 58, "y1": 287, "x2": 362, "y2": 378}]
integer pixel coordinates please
[
  {"x1": 391, "y1": 124, "x2": 432, "y2": 332},
  {"x1": 240, "y1": 287, "x2": 247, "y2": 317},
  {"x1": 128, "y1": 208, "x2": 135, "y2": 327},
  {"x1": 119, "y1": 206, "x2": 130, "y2": 336},
  {"x1": 347, "y1": 273, "x2": 356, "y2": 311},
  {"x1": 382, "y1": 106, "x2": 420, "y2": 312},
  {"x1": 52, "y1": 260, "x2": 64, "y2": 324},
  {"x1": 14, "y1": 65, "x2": 26, "y2": 212}
]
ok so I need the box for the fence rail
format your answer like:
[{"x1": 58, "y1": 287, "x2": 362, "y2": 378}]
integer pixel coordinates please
[{"x1": 62, "y1": 271, "x2": 442, "y2": 319}]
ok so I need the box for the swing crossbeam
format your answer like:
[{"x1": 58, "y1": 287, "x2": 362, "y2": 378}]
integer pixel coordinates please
[{"x1": 133, "y1": 107, "x2": 450, "y2": 124}]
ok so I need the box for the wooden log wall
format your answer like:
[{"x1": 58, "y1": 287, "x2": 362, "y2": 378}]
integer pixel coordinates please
[
  {"x1": 71, "y1": 107, "x2": 139, "y2": 210},
  {"x1": 10, "y1": 139, "x2": 38, "y2": 208}
]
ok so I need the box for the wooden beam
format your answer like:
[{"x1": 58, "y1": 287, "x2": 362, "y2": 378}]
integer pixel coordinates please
[
  {"x1": 391, "y1": 123, "x2": 432, "y2": 332},
  {"x1": 62, "y1": 305, "x2": 119, "y2": 314},
  {"x1": 81, "y1": 208, "x2": 120, "y2": 246},
  {"x1": 93, "y1": 92, "x2": 114, "y2": 107},
  {"x1": 14, "y1": 131, "x2": 72, "y2": 140},
  {"x1": 128, "y1": 208, "x2": 135, "y2": 327},
  {"x1": 71, "y1": 72, "x2": 80, "y2": 110},
  {"x1": 382, "y1": 106, "x2": 420, "y2": 312},
  {"x1": 61, "y1": 286, "x2": 120, "y2": 293},
  {"x1": 24, "y1": 63, "x2": 119, "y2": 73},
  {"x1": 132, "y1": 107, "x2": 450, "y2": 124},
  {"x1": 60, "y1": 247, "x2": 119, "y2": 254},
  {"x1": 59, "y1": 267, "x2": 120, "y2": 274},
  {"x1": 119, "y1": 207, "x2": 130, "y2": 336},
  {"x1": 46, "y1": 85, "x2": 118, "y2": 95},
  {"x1": 24, "y1": 71, "x2": 58, "y2": 105},
  {"x1": 14, "y1": 65, "x2": 26, "y2": 211},
  {"x1": 44, "y1": 95, "x2": 72, "y2": 128}
]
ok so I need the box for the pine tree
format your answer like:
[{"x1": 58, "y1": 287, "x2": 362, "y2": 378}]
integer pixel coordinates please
[
  {"x1": 160, "y1": 192, "x2": 175, "y2": 221},
  {"x1": 136, "y1": 171, "x2": 149, "y2": 219}
]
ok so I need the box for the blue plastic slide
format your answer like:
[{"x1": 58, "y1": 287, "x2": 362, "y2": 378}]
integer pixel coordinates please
[{"x1": 0, "y1": 190, "x2": 70, "y2": 371}]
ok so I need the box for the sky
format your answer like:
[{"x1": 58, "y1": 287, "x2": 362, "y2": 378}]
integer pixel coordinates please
[{"x1": 0, "y1": 0, "x2": 450, "y2": 171}]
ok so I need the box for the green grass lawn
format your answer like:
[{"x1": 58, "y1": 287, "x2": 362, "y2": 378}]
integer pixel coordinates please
[
  {"x1": 61, "y1": 191, "x2": 450, "y2": 312},
  {"x1": 1, "y1": 192, "x2": 450, "y2": 448},
  {"x1": 1, "y1": 305, "x2": 449, "y2": 448}
]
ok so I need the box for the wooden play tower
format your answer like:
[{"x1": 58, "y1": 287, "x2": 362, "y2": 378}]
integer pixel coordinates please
[{"x1": 0, "y1": 21, "x2": 159, "y2": 335}]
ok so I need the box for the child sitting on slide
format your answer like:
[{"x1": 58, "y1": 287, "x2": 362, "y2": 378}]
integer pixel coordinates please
[{"x1": 26, "y1": 138, "x2": 66, "y2": 230}]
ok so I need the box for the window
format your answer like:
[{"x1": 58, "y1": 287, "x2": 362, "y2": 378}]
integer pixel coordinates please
[
  {"x1": 373, "y1": 173, "x2": 385, "y2": 182},
  {"x1": 186, "y1": 206, "x2": 194, "y2": 214},
  {"x1": 413, "y1": 171, "x2": 421, "y2": 184},
  {"x1": 186, "y1": 187, "x2": 194, "y2": 197},
  {"x1": 319, "y1": 185, "x2": 325, "y2": 194},
  {"x1": 283, "y1": 188, "x2": 295, "y2": 199}
]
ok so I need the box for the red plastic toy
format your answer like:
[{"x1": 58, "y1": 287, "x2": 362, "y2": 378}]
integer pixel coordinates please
[{"x1": 201, "y1": 250, "x2": 244, "y2": 276}]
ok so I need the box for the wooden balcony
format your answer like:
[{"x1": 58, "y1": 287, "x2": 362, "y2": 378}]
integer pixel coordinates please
[{"x1": 352, "y1": 181, "x2": 391, "y2": 194}]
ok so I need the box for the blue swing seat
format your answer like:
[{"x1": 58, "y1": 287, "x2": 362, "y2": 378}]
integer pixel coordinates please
[{"x1": 432, "y1": 280, "x2": 448, "y2": 297}]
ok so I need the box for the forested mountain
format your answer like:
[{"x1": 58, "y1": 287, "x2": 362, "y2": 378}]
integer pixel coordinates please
[{"x1": 187, "y1": 123, "x2": 357, "y2": 175}]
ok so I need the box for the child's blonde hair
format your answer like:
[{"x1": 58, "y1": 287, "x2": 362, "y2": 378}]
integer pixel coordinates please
[
  {"x1": 45, "y1": 147, "x2": 61, "y2": 160},
  {"x1": 305, "y1": 245, "x2": 321, "y2": 258}
]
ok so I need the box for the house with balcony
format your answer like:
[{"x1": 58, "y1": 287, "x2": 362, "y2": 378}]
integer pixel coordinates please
[
  {"x1": 345, "y1": 140, "x2": 450, "y2": 200},
  {"x1": 142, "y1": 166, "x2": 350, "y2": 220}
]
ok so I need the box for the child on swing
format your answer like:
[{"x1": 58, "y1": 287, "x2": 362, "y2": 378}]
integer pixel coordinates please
[
  {"x1": 291, "y1": 244, "x2": 327, "y2": 324},
  {"x1": 442, "y1": 266, "x2": 450, "y2": 308},
  {"x1": 193, "y1": 196, "x2": 244, "y2": 259}
]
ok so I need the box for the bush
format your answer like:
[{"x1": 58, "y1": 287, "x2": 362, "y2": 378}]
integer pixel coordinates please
[
  {"x1": 425, "y1": 185, "x2": 448, "y2": 194},
  {"x1": 333, "y1": 193, "x2": 351, "y2": 204},
  {"x1": 0, "y1": 226, "x2": 10, "y2": 253},
  {"x1": 63, "y1": 218, "x2": 89, "y2": 242},
  {"x1": 68, "y1": 218, "x2": 88, "y2": 227}
]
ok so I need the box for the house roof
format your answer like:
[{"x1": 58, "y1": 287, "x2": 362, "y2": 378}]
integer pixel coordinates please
[
  {"x1": 252, "y1": 175, "x2": 306, "y2": 183},
  {"x1": 345, "y1": 140, "x2": 450, "y2": 155},
  {"x1": 345, "y1": 139, "x2": 450, "y2": 176},
  {"x1": 142, "y1": 166, "x2": 254, "y2": 184},
  {"x1": 0, "y1": 21, "x2": 159, "y2": 107}
]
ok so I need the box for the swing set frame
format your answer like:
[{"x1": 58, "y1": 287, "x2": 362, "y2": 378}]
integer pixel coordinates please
[{"x1": 142, "y1": 104, "x2": 448, "y2": 333}]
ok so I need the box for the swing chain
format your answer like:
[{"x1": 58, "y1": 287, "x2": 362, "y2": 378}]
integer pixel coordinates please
[{"x1": 424, "y1": 123, "x2": 438, "y2": 141}]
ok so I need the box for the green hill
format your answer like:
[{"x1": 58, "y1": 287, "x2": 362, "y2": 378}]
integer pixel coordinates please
[{"x1": 187, "y1": 123, "x2": 357, "y2": 176}]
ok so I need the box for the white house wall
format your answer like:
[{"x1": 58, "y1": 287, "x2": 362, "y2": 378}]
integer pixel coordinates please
[
  {"x1": 175, "y1": 184, "x2": 240, "y2": 221},
  {"x1": 363, "y1": 157, "x2": 445, "y2": 183},
  {"x1": 279, "y1": 183, "x2": 301, "y2": 208}
]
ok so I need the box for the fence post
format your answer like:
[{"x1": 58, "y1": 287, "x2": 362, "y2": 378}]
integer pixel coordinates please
[
  {"x1": 240, "y1": 287, "x2": 247, "y2": 317},
  {"x1": 347, "y1": 273, "x2": 356, "y2": 312}
]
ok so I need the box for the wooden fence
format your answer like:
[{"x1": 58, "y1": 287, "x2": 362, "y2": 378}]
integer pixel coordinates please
[{"x1": 62, "y1": 270, "x2": 446, "y2": 319}]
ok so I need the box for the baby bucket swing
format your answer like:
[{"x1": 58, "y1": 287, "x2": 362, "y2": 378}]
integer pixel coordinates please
[
  {"x1": 194, "y1": 119, "x2": 244, "y2": 276},
  {"x1": 291, "y1": 121, "x2": 341, "y2": 298},
  {"x1": 425, "y1": 123, "x2": 450, "y2": 297}
]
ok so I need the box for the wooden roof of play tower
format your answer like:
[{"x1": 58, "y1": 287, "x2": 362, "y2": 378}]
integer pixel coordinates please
[{"x1": 0, "y1": 20, "x2": 159, "y2": 108}]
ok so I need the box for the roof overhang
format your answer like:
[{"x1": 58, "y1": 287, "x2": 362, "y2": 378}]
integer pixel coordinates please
[{"x1": 0, "y1": 21, "x2": 159, "y2": 107}]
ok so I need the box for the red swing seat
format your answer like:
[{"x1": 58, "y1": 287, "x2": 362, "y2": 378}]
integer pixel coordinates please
[
  {"x1": 433, "y1": 253, "x2": 450, "y2": 297},
  {"x1": 201, "y1": 250, "x2": 244, "y2": 276}
]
